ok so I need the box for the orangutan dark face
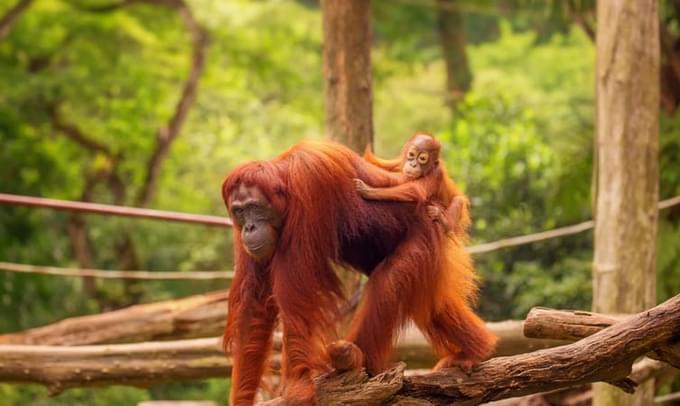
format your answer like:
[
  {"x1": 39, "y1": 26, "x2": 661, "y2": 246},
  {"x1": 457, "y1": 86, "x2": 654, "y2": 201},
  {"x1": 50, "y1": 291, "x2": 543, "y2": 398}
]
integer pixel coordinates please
[{"x1": 228, "y1": 184, "x2": 282, "y2": 263}]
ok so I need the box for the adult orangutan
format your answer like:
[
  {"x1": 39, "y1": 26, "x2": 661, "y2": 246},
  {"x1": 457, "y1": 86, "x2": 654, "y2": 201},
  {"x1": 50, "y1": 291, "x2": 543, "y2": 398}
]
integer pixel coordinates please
[
  {"x1": 357, "y1": 132, "x2": 470, "y2": 239},
  {"x1": 222, "y1": 141, "x2": 495, "y2": 405}
]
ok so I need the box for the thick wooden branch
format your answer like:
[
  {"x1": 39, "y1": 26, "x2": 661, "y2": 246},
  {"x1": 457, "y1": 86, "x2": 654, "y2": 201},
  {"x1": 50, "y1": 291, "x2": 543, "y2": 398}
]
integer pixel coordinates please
[
  {"x1": 524, "y1": 307, "x2": 680, "y2": 369},
  {"x1": 2, "y1": 297, "x2": 678, "y2": 402},
  {"x1": 478, "y1": 358, "x2": 677, "y2": 406},
  {"x1": 0, "y1": 338, "x2": 229, "y2": 395},
  {"x1": 0, "y1": 292, "x2": 564, "y2": 367},
  {"x1": 262, "y1": 294, "x2": 680, "y2": 405},
  {"x1": 0, "y1": 291, "x2": 229, "y2": 345}
]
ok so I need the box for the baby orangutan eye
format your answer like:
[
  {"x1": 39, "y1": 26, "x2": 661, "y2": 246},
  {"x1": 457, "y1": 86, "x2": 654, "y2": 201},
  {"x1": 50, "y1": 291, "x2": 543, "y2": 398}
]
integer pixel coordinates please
[{"x1": 418, "y1": 152, "x2": 429, "y2": 164}]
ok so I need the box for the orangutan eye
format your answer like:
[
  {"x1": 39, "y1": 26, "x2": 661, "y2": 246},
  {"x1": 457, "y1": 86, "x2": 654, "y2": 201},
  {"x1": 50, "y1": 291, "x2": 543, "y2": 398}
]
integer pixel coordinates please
[
  {"x1": 407, "y1": 151, "x2": 416, "y2": 159},
  {"x1": 418, "y1": 152, "x2": 429, "y2": 164}
]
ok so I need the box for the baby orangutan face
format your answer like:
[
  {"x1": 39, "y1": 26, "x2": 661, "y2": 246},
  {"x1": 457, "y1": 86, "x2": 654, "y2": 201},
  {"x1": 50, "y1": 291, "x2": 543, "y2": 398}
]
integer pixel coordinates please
[{"x1": 402, "y1": 134, "x2": 440, "y2": 179}]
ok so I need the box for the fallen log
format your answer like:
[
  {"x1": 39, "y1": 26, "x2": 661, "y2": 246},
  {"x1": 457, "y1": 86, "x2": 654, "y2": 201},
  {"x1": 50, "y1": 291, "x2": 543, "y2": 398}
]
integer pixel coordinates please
[
  {"x1": 262, "y1": 294, "x2": 680, "y2": 405},
  {"x1": 0, "y1": 291, "x2": 229, "y2": 345},
  {"x1": 0, "y1": 337, "x2": 230, "y2": 395},
  {"x1": 2, "y1": 296, "x2": 678, "y2": 402},
  {"x1": 524, "y1": 307, "x2": 680, "y2": 369},
  {"x1": 0, "y1": 292, "x2": 566, "y2": 367}
]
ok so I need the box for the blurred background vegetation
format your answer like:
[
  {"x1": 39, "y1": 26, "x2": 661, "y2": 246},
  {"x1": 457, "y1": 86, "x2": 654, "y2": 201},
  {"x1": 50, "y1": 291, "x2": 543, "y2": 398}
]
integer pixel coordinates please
[{"x1": 1, "y1": 0, "x2": 679, "y2": 404}]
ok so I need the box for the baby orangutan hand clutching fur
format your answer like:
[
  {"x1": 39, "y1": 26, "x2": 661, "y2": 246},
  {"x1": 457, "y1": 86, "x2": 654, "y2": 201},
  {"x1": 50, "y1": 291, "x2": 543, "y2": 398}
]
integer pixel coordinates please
[{"x1": 355, "y1": 132, "x2": 470, "y2": 239}]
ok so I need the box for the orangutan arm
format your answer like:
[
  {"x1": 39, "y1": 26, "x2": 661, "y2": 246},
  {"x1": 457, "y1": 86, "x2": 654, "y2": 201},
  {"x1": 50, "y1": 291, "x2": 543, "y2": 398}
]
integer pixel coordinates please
[
  {"x1": 354, "y1": 178, "x2": 428, "y2": 203},
  {"x1": 427, "y1": 195, "x2": 470, "y2": 236}
]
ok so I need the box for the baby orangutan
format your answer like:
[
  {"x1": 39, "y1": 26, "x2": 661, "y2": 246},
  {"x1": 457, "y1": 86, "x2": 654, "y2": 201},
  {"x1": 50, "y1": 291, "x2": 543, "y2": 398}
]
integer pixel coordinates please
[
  {"x1": 345, "y1": 132, "x2": 493, "y2": 373},
  {"x1": 354, "y1": 133, "x2": 470, "y2": 239}
]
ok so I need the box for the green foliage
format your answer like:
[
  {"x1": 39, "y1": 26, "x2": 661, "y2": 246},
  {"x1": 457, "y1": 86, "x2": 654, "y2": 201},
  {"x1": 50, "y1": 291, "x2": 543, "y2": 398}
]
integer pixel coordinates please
[
  {"x1": 0, "y1": 378, "x2": 229, "y2": 405},
  {"x1": 373, "y1": 24, "x2": 596, "y2": 319},
  {"x1": 1, "y1": 0, "x2": 679, "y2": 402}
]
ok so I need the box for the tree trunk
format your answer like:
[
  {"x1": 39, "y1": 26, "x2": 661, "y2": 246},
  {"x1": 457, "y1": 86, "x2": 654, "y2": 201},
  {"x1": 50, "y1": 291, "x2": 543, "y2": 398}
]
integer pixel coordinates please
[
  {"x1": 436, "y1": 0, "x2": 472, "y2": 108},
  {"x1": 593, "y1": 1, "x2": 660, "y2": 405},
  {"x1": 0, "y1": 0, "x2": 32, "y2": 40},
  {"x1": 321, "y1": 0, "x2": 373, "y2": 153}
]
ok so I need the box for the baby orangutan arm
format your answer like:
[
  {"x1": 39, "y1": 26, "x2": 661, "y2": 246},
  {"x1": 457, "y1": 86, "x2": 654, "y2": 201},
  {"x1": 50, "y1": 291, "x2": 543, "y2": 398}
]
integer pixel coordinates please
[
  {"x1": 427, "y1": 195, "x2": 470, "y2": 236},
  {"x1": 354, "y1": 178, "x2": 427, "y2": 203}
]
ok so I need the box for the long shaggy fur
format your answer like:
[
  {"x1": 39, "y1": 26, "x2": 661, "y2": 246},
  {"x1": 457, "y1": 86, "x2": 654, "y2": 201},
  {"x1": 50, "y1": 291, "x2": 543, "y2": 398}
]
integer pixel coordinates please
[{"x1": 222, "y1": 141, "x2": 495, "y2": 405}]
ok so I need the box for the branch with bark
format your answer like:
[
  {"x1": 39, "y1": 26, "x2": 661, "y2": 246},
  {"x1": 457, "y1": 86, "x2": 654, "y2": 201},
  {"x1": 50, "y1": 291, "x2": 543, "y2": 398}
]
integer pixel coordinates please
[
  {"x1": 1, "y1": 296, "x2": 677, "y2": 402},
  {"x1": 0, "y1": 291, "x2": 229, "y2": 346},
  {"x1": 0, "y1": 337, "x2": 230, "y2": 396},
  {"x1": 0, "y1": 291, "x2": 565, "y2": 368},
  {"x1": 263, "y1": 294, "x2": 680, "y2": 405},
  {"x1": 523, "y1": 307, "x2": 680, "y2": 369}
]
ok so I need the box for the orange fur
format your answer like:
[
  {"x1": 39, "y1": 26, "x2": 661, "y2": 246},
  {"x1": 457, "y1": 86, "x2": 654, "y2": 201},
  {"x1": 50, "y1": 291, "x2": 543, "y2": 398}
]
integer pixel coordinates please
[
  {"x1": 222, "y1": 141, "x2": 495, "y2": 405},
  {"x1": 359, "y1": 134, "x2": 493, "y2": 369}
]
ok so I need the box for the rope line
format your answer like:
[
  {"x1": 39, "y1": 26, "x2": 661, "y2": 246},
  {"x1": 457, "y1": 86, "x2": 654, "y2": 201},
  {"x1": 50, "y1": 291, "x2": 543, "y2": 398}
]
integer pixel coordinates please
[
  {"x1": 0, "y1": 262, "x2": 233, "y2": 280},
  {"x1": 0, "y1": 193, "x2": 232, "y2": 227},
  {"x1": 1, "y1": 194, "x2": 678, "y2": 279}
]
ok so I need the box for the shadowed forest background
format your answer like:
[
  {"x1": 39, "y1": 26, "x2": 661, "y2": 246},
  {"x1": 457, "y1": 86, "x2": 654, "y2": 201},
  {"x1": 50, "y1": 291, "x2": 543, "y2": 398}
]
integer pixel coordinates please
[{"x1": 1, "y1": 0, "x2": 680, "y2": 404}]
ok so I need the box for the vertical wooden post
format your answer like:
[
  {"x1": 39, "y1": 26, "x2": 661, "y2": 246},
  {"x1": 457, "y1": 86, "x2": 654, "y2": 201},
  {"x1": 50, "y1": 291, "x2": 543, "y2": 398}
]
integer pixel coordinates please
[
  {"x1": 321, "y1": 0, "x2": 373, "y2": 153},
  {"x1": 593, "y1": 1, "x2": 660, "y2": 405}
]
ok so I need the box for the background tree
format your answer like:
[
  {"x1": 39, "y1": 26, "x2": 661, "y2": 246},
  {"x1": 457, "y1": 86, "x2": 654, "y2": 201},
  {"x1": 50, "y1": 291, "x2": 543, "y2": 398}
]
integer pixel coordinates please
[
  {"x1": 1, "y1": 0, "x2": 679, "y2": 403},
  {"x1": 592, "y1": 1, "x2": 660, "y2": 406},
  {"x1": 322, "y1": 0, "x2": 373, "y2": 152}
]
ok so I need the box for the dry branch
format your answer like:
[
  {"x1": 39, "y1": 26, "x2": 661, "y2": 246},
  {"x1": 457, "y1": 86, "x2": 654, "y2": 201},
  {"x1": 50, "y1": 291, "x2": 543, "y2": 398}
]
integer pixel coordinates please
[
  {"x1": 524, "y1": 307, "x2": 680, "y2": 369},
  {"x1": 0, "y1": 291, "x2": 229, "y2": 345},
  {"x1": 2, "y1": 297, "x2": 678, "y2": 402},
  {"x1": 0, "y1": 338, "x2": 229, "y2": 395},
  {"x1": 262, "y1": 294, "x2": 680, "y2": 405},
  {"x1": 0, "y1": 292, "x2": 565, "y2": 366},
  {"x1": 481, "y1": 358, "x2": 677, "y2": 406}
]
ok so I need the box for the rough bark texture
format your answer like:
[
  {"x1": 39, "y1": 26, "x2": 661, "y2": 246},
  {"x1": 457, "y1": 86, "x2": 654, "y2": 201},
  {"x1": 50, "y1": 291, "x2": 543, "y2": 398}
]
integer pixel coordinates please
[
  {"x1": 593, "y1": 1, "x2": 660, "y2": 405},
  {"x1": 436, "y1": 0, "x2": 472, "y2": 107},
  {"x1": 2, "y1": 297, "x2": 678, "y2": 401},
  {"x1": 0, "y1": 338, "x2": 230, "y2": 395},
  {"x1": 0, "y1": 297, "x2": 564, "y2": 367},
  {"x1": 259, "y1": 295, "x2": 680, "y2": 405},
  {"x1": 321, "y1": 0, "x2": 373, "y2": 152},
  {"x1": 524, "y1": 307, "x2": 626, "y2": 341},
  {"x1": 0, "y1": 291, "x2": 229, "y2": 345},
  {"x1": 482, "y1": 358, "x2": 677, "y2": 406},
  {"x1": 523, "y1": 308, "x2": 680, "y2": 369}
]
